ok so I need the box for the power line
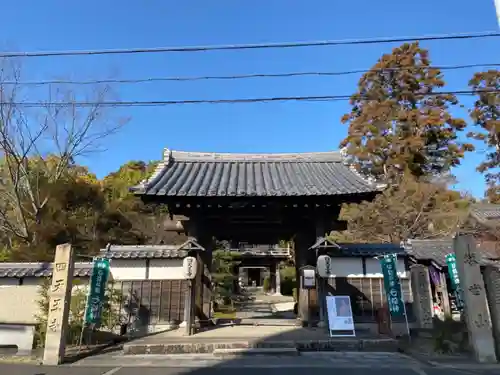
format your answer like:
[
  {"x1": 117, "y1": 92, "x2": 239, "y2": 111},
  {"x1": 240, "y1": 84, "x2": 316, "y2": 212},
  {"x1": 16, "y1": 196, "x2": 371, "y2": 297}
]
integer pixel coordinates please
[
  {"x1": 1, "y1": 31, "x2": 499, "y2": 58},
  {"x1": 3, "y1": 89, "x2": 498, "y2": 107},
  {"x1": 4, "y1": 63, "x2": 500, "y2": 86}
]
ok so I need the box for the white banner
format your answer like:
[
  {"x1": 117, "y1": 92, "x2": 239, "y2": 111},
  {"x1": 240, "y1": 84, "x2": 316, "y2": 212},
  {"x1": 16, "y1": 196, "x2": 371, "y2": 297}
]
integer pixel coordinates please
[{"x1": 326, "y1": 295, "x2": 356, "y2": 337}]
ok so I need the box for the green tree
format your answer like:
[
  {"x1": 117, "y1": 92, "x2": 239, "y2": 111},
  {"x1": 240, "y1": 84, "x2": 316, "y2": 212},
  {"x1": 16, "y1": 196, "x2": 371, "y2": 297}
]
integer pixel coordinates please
[
  {"x1": 340, "y1": 42, "x2": 473, "y2": 183},
  {"x1": 468, "y1": 69, "x2": 500, "y2": 201},
  {"x1": 212, "y1": 250, "x2": 241, "y2": 306}
]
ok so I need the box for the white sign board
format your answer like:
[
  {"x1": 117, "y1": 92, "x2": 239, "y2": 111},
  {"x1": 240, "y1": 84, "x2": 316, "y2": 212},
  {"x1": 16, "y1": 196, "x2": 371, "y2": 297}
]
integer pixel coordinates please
[
  {"x1": 316, "y1": 255, "x2": 333, "y2": 278},
  {"x1": 326, "y1": 295, "x2": 356, "y2": 337},
  {"x1": 182, "y1": 256, "x2": 197, "y2": 280},
  {"x1": 303, "y1": 269, "x2": 316, "y2": 288}
]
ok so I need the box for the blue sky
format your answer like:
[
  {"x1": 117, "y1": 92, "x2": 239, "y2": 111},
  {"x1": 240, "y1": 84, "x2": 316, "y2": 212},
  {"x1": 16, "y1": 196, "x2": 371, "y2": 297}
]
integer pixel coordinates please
[{"x1": 0, "y1": 0, "x2": 498, "y2": 197}]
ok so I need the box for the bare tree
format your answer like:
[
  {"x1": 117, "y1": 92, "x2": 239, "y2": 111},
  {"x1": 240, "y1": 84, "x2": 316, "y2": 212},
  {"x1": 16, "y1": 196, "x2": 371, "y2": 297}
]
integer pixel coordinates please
[{"x1": 0, "y1": 59, "x2": 126, "y2": 246}]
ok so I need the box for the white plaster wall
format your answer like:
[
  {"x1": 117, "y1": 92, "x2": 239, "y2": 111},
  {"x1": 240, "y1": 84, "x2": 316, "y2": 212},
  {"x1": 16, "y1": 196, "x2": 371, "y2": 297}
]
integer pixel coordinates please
[
  {"x1": 149, "y1": 259, "x2": 184, "y2": 280},
  {"x1": 329, "y1": 258, "x2": 364, "y2": 277},
  {"x1": 0, "y1": 324, "x2": 35, "y2": 354},
  {"x1": 109, "y1": 259, "x2": 147, "y2": 280},
  {"x1": 365, "y1": 258, "x2": 408, "y2": 278}
]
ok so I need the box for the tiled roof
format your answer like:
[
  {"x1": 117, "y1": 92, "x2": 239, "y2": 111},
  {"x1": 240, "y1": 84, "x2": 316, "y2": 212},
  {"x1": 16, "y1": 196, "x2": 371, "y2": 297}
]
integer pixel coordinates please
[
  {"x1": 339, "y1": 243, "x2": 405, "y2": 257},
  {"x1": 99, "y1": 239, "x2": 204, "y2": 259},
  {"x1": 131, "y1": 149, "x2": 381, "y2": 197},
  {"x1": 0, "y1": 262, "x2": 93, "y2": 278},
  {"x1": 100, "y1": 245, "x2": 187, "y2": 259},
  {"x1": 310, "y1": 237, "x2": 405, "y2": 256},
  {"x1": 403, "y1": 239, "x2": 500, "y2": 267},
  {"x1": 470, "y1": 204, "x2": 500, "y2": 224}
]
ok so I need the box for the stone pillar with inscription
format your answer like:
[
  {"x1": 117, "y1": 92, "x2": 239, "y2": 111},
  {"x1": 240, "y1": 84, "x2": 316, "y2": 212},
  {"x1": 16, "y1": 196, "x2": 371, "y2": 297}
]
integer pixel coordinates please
[
  {"x1": 410, "y1": 264, "x2": 433, "y2": 329},
  {"x1": 483, "y1": 265, "x2": 500, "y2": 359},
  {"x1": 43, "y1": 244, "x2": 74, "y2": 366},
  {"x1": 454, "y1": 235, "x2": 497, "y2": 363}
]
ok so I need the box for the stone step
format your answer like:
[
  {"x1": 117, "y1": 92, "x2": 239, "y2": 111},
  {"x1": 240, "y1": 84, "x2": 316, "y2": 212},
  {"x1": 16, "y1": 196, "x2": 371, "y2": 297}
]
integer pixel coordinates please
[
  {"x1": 212, "y1": 347, "x2": 299, "y2": 357},
  {"x1": 236, "y1": 319, "x2": 300, "y2": 326},
  {"x1": 123, "y1": 338, "x2": 400, "y2": 355}
]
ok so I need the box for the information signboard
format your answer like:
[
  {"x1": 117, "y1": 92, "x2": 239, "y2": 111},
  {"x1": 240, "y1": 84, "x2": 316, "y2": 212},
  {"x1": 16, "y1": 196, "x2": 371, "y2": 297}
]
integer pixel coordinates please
[{"x1": 326, "y1": 295, "x2": 356, "y2": 337}]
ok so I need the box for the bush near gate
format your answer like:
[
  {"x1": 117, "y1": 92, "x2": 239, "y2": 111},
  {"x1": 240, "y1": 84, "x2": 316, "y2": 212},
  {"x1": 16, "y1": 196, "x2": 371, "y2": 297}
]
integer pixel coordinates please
[
  {"x1": 263, "y1": 276, "x2": 271, "y2": 292},
  {"x1": 280, "y1": 266, "x2": 297, "y2": 296}
]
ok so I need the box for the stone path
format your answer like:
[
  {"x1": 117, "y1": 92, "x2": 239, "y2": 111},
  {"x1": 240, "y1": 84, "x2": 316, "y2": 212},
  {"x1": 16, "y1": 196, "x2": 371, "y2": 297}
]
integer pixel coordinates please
[
  {"x1": 235, "y1": 301, "x2": 275, "y2": 319},
  {"x1": 234, "y1": 289, "x2": 294, "y2": 321}
]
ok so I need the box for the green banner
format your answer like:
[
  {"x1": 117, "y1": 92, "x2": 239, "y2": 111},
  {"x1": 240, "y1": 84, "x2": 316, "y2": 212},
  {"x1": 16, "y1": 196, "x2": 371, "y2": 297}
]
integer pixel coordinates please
[
  {"x1": 445, "y1": 253, "x2": 464, "y2": 310},
  {"x1": 379, "y1": 254, "x2": 405, "y2": 317},
  {"x1": 445, "y1": 253, "x2": 460, "y2": 290},
  {"x1": 85, "y1": 258, "x2": 111, "y2": 325}
]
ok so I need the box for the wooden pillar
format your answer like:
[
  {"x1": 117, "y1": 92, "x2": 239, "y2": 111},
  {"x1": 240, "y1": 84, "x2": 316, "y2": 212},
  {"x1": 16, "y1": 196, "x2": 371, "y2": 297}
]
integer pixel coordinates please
[
  {"x1": 438, "y1": 271, "x2": 451, "y2": 316},
  {"x1": 185, "y1": 219, "x2": 213, "y2": 324},
  {"x1": 270, "y1": 262, "x2": 277, "y2": 292},
  {"x1": 294, "y1": 229, "x2": 315, "y2": 325},
  {"x1": 43, "y1": 244, "x2": 74, "y2": 366}
]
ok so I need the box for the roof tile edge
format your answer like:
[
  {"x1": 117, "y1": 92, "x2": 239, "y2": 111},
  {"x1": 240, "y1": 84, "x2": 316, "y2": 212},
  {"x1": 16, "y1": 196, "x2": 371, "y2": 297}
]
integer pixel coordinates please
[
  {"x1": 168, "y1": 149, "x2": 344, "y2": 162},
  {"x1": 132, "y1": 147, "x2": 386, "y2": 193}
]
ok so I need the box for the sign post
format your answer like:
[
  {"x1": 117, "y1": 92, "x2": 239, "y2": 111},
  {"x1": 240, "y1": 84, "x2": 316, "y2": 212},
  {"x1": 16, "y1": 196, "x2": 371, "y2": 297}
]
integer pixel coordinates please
[
  {"x1": 299, "y1": 266, "x2": 316, "y2": 327},
  {"x1": 182, "y1": 256, "x2": 198, "y2": 336},
  {"x1": 317, "y1": 254, "x2": 333, "y2": 328},
  {"x1": 379, "y1": 254, "x2": 410, "y2": 337},
  {"x1": 326, "y1": 295, "x2": 355, "y2": 337}
]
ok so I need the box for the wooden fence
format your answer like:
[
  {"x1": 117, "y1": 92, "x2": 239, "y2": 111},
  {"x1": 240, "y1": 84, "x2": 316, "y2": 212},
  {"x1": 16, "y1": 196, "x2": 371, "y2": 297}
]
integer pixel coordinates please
[
  {"x1": 327, "y1": 277, "x2": 414, "y2": 322},
  {"x1": 113, "y1": 280, "x2": 188, "y2": 326}
]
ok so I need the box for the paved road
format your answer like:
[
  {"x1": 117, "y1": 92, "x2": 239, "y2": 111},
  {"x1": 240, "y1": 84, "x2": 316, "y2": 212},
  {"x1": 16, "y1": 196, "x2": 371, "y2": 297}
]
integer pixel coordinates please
[{"x1": 2, "y1": 352, "x2": 500, "y2": 375}]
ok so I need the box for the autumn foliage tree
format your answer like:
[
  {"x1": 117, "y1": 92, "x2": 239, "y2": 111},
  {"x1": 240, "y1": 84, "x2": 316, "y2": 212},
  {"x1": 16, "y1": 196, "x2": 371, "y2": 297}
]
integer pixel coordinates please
[
  {"x1": 332, "y1": 175, "x2": 470, "y2": 243},
  {"x1": 336, "y1": 43, "x2": 474, "y2": 243},
  {"x1": 468, "y1": 69, "x2": 500, "y2": 202},
  {"x1": 340, "y1": 42, "x2": 473, "y2": 183}
]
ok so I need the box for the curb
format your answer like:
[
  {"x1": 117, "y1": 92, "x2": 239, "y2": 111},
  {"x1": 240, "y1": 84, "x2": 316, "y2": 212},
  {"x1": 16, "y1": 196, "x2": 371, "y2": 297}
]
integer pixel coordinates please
[
  {"x1": 123, "y1": 338, "x2": 400, "y2": 355},
  {"x1": 213, "y1": 347, "x2": 299, "y2": 357}
]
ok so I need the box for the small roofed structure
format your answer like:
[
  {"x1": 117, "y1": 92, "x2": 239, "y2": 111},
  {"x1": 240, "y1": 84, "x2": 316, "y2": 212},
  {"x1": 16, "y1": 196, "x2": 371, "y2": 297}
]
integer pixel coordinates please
[{"x1": 403, "y1": 238, "x2": 500, "y2": 269}]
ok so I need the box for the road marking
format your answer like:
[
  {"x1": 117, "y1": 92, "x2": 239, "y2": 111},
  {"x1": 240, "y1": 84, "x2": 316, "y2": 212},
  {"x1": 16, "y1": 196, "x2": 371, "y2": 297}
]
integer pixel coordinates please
[
  {"x1": 411, "y1": 365, "x2": 429, "y2": 375},
  {"x1": 102, "y1": 366, "x2": 122, "y2": 375}
]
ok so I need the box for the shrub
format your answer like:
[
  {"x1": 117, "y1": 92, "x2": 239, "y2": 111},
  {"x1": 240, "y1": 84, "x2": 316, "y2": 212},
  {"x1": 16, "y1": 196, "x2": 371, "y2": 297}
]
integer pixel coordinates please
[
  {"x1": 34, "y1": 278, "x2": 125, "y2": 348},
  {"x1": 280, "y1": 266, "x2": 297, "y2": 296},
  {"x1": 263, "y1": 276, "x2": 271, "y2": 292}
]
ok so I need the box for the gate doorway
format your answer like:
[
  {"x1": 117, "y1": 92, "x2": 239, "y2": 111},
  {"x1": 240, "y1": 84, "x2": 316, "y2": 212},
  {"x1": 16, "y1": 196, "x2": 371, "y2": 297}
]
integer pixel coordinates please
[{"x1": 240, "y1": 266, "x2": 266, "y2": 288}]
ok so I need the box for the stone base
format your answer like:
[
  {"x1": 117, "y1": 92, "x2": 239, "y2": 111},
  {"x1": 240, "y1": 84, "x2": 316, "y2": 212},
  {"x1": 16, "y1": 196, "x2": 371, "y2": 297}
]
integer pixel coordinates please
[{"x1": 123, "y1": 338, "x2": 400, "y2": 355}]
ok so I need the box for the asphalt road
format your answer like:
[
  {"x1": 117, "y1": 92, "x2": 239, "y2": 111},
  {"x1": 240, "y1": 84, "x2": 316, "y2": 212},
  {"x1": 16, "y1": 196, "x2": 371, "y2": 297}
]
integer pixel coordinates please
[{"x1": 2, "y1": 352, "x2": 499, "y2": 375}]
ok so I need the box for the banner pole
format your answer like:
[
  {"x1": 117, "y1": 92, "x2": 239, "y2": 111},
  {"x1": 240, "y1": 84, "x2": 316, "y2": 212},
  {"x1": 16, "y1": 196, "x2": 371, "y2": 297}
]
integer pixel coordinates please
[
  {"x1": 78, "y1": 256, "x2": 96, "y2": 352},
  {"x1": 395, "y1": 254, "x2": 411, "y2": 342}
]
